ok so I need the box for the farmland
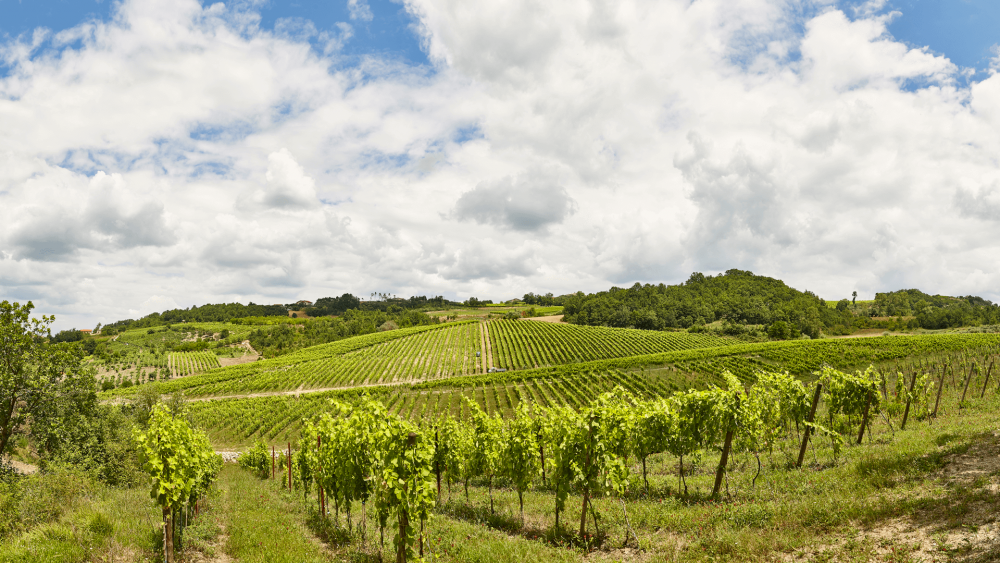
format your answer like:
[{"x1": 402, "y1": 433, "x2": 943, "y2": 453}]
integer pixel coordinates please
[
  {"x1": 179, "y1": 329, "x2": 1000, "y2": 446},
  {"x1": 103, "y1": 320, "x2": 737, "y2": 398},
  {"x1": 11, "y1": 306, "x2": 1000, "y2": 563}
]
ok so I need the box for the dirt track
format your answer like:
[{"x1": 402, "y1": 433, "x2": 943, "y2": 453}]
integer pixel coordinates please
[{"x1": 526, "y1": 315, "x2": 565, "y2": 323}]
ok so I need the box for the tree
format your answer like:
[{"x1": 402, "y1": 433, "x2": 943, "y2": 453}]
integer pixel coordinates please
[
  {"x1": 767, "y1": 320, "x2": 790, "y2": 340},
  {"x1": 852, "y1": 291, "x2": 858, "y2": 307},
  {"x1": 0, "y1": 300, "x2": 86, "y2": 457},
  {"x1": 836, "y1": 299, "x2": 850, "y2": 312}
]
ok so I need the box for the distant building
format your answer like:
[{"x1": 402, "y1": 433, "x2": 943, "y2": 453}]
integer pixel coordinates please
[
  {"x1": 80, "y1": 329, "x2": 92, "y2": 334},
  {"x1": 295, "y1": 300, "x2": 314, "y2": 306}
]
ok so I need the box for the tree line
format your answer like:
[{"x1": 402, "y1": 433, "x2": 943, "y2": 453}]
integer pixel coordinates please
[{"x1": 563, "y1": 270, "x2": 1000, "y2": 337}]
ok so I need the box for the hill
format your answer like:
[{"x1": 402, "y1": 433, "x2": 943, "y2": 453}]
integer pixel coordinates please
[
  {"x1": 104, "y1": 319, "x2": 737, "y2": 400},
  {"x1": 563, "y1": 269, "x2": 1000, "y2": 336},
  {"x1": 562, "y1": 269, "x2": 845, "y2": 336}
]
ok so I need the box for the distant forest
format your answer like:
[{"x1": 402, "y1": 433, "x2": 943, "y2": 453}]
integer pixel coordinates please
[
  {"x1": 563, "y1": 270, "x2": 1000, "y2": 338},
  {"x1": 94, "y1": 294, "x2": 459, "y2": 336}
]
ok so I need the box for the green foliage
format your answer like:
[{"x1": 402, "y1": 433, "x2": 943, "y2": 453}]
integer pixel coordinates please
[
  {"x1": 246, "y1": 308, "x2": 441, "y2": 358},
  {"x1": 132, "y1": 403, "x2": 221, "y2": 511},
  {"x1": 437, "y1": 416, "x2": 473, "y2": 494},
  {"x1": 237, "y1": 441, "x2": 270, "y2": 479},
  {"x1": 820, "y1": 366, "x2": 882, "y2": 455},
  {"x1": 100, "y1": 302, "x2": 288, "y2": 334},
  {"x1": 738, "y1": 370, "x2": 809, "y2": 457},
  {"x1": 563, "y1": 270, "x2": 846, "y2": 334},
  {"x1": 503, "y1": 403, "x2": 540, "y2": 513},
  {"x1": 300, "y1": 396, "x2": 436, "y2": 560},
  {"x1": 465, "y1": 398, "x2": 504, "y2": 512},
  {"x1": 0, "y1": 300, "x2": 99, "y2": 462}
]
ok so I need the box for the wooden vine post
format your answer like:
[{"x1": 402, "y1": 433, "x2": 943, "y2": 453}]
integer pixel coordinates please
[
  {"x1": 900, "y1": 371, "x2": 918, "y2": 430},
  {"x1": 712, "y1": 429, "x2": 734, "y2": 497},
  {"x1": 318, "y1": 434, "x2": 325, "y2": 517},
  {"x1": 434, "y1": 429, "x2": 441, "y2": 498},
  {"x1": 856, "y1": 389, "x2": 872, "y2": 444},
  {"x1": 960, "y1": 361, "x2": 977, "y2": 405},
  {"x1": 932, "y1": 363, "x2": 946, "y2": 418},
  {"x1": 797, "y1": 383, "x2": 822, "y2": 468},
  {"x1": 272, "y1": 445, "x2": 276, "y2": 480},
  {"x1": 980, "y1": 360, "x2": 995, "y2": 399},
  {"x1": 287, "y1": 442, "x2": 292, "y2": 490},
  {"x1": 163, "y1": 507, "x2": 173, "y2": 563}
]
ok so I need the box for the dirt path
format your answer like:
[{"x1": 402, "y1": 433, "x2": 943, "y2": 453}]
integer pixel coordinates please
[
  {"x1": 526, "y1": 315, "x2": 565, "y2": 324},
  {"x1": 184, "y1": 378, "x2": 425, "y2": 403},
  {"x1": 3, "y1": 457, "x2": 38, "y2": 475}
]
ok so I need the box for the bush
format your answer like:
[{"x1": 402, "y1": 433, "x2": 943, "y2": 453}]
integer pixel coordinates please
[
  {"x1": 238, "y1": 441, "x2": 270, "y2": 479},
  {"x1": 0, "y1": 466, "x2": 96, "y2": 538}
]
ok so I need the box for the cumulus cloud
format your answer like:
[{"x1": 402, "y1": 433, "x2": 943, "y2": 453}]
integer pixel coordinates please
[
  {"x1": 239, "y1": 149, "x2": 320, "y2": 211},
  {"x1": 4, "y1": 171, "x2": 174, "y2": 261},
  {"x1": 3, "y1": 0, "x2": 1000, "y2": 330},
  {"x1": 452, "y1": 173, "x2": 575, "y2": 232}
]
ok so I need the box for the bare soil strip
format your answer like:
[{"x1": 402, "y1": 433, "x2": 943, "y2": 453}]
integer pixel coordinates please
[{"x1": 526, "y1": 315, "x2": 566, "y2": 324}]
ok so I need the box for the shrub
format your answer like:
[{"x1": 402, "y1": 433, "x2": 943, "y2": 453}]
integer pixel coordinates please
[{"x1": 238, "y1": 441, "x2": 270, "y2": 479}]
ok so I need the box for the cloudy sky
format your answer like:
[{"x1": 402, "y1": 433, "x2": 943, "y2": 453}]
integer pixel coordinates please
[{"x1": 1, "y1": 0, "x2": 999, "y2": 330}]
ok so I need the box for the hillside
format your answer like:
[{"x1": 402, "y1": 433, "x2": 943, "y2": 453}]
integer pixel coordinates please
[
  {"x1": 104, "y1": 319, "x2": 737, "y2": 399},
  {"x1": 182, "y1": 331, "x2": 1000, "y2": 446}
]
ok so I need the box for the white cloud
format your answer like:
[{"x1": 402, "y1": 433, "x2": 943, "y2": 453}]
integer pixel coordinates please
[
  {"x1": 3, "y1": 0, "x2": 1000, "y2": 330},
  {"x1": 347, "y1": 0, "x2": 374, "y2": 22}
]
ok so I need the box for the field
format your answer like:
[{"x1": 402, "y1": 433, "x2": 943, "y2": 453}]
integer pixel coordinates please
[
  {"x1": 93, "y1": 322, "x2": 258, "y2": 383},
  {"x1": 102, "y1": 320, "x2": 737, "y2": 399},
  {"x1": 13, "y1": 317, "x2": 1000, "y2": 563}
]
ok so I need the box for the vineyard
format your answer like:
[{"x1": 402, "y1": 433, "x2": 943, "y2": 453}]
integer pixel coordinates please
[
  {"x1": 217, "y1": 344, "x2": 1000, "y2": 563},
  {"x1": 169, "y1": 351, "x2": 222, "y2": 377},
  {"x1": 12, "y1": 302, "x2": 1000, "y2": 562},
  {"x1": 93, "y1": 322, "x2": 256, "y2": 382},
  {"x1": 103, "y1": 320, "x2": 736, "y2": 399},
  {"x1": 187, "y1": 334, "x2": 1000, "y2": 446}
]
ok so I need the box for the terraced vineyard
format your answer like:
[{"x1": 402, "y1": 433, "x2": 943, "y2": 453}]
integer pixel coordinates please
[
  {"x1": 169, "y1": 351, "x2": 222, "y2": 376},
  {"x1": 95, "y1": 322, "x2": 257, "y2": 378},
  {"x1": 105, "y1": 320, "x2": 735, "y2": 398}
]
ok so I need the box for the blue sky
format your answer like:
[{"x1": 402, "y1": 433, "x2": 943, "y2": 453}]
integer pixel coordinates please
[
  {"x1": 4, "y1": 0, "x2": 1000, "y2": 330},
  {"x1": 1, "y1": 1, "x2": 996, "y2": 73},
  {"x1": 0, "y1": 0, "x2": 430, "y2": 67}
]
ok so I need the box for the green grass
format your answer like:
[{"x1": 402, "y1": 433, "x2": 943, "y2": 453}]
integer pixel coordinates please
[
  {"x1": 0, "y1": 468, "x2": 162, "y2": 562},
  {"x1": 218, "y1": 464, "x2": 335, "y2": 562}
]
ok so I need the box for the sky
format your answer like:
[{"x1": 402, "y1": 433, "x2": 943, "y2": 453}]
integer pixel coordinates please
[{"x1": 1, "y1": 0, "x2": 1000, "y2": 331}]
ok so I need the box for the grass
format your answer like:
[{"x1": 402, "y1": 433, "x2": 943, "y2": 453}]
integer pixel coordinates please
[
  {"x1": 205, "y1": 386, "x2": 1000, "y2": 562},
  {"x1": 0, "y1": 467, "x2": 162, "y2": 562},
  {"x1": 219, "y1": 463, "x2": 335, "y2": 562}
]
